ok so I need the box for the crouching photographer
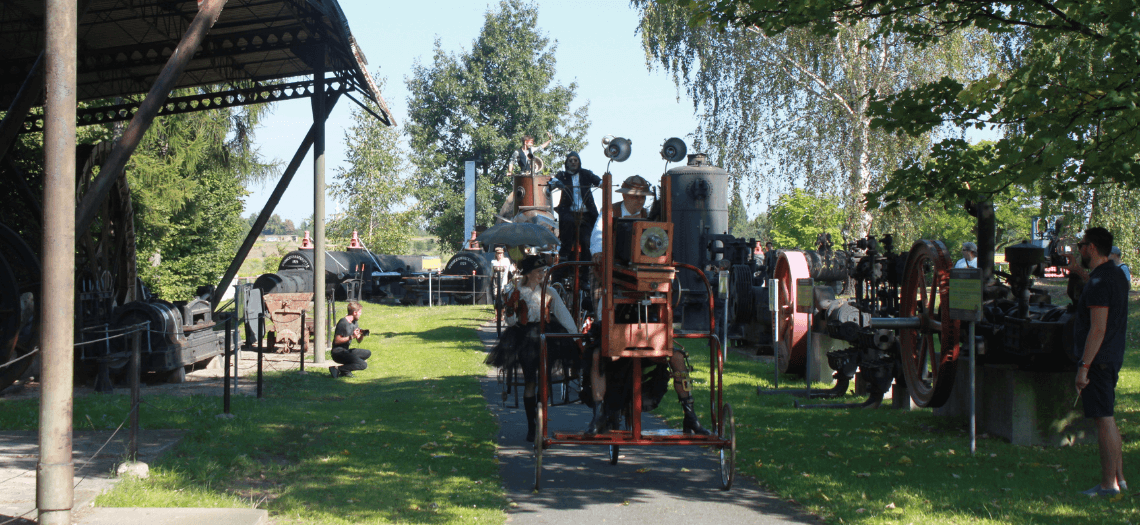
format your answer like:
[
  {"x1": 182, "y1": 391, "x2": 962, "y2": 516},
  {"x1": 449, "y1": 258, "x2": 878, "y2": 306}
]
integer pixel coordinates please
[{"x1": 330, "y1": 301, "x2": 370, "y2": 378}]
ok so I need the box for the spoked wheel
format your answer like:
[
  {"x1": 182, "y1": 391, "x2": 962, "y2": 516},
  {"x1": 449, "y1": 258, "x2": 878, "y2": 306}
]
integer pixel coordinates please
[
  {"x1": 898, "y1": 240, "x2": 960, "y2": 408},
  {"x1": 609, "y1": 445, "x2": 620, "y2": 465},
  {"x1": 0, "y1": 224, "x2": 41, "y2": 391},
  {"x1": 533, "y1": 404, "x2": 544, "y2": 491},
  {"x1": 75, "y1": 141, "x2": 139, "y2": 309},
  {"x1": 719, "y1": 403, "x2": 735, "y2": 490},
  {"x1": 774, "y1": 251, "x2": 810, "y2": 374}
]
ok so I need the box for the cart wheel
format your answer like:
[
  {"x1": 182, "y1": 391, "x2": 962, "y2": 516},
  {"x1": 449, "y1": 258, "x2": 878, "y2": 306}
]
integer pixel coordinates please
[
  {"x1": 719, "y1": 404, "x2": 736, "y2": 490},
  {"x1": 609, "y1": 445, "x2": 619, "y2": 465},
  {"x1": 533, "y1": 405, "x2": 544, "y2": 491}
]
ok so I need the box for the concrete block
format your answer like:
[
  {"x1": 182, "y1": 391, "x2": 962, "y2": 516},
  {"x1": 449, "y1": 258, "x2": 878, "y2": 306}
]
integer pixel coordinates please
[{"x1": 934, "y1": 358, "x2": 1096, "y2": 446}]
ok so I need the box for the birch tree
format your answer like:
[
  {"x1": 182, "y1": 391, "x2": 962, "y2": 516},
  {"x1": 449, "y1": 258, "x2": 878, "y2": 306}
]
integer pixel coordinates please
[{"x1": 636, "y1": 0, "x2": 995, "y2": 235}]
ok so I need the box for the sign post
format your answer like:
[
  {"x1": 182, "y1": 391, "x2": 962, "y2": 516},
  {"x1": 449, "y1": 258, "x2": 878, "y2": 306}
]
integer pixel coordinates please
[
  {"x1": 949, "y1": 267, "x2": 983, "y2": 454},
  {"x1": 768, "y1": 279, "x2": 779, "y2": 389},
  {"x1": 796, "y1": 278, "x2": 814, "y2": 395}
]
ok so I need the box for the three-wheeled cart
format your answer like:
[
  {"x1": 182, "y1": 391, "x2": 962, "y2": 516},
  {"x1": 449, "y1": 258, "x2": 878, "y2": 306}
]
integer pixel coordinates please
[{"x1": 535, "y1": 172, "x2": 736, "y2": 491}]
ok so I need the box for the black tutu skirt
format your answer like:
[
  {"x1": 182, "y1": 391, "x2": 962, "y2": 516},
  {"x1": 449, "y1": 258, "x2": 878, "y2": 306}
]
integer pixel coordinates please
[{"x1": 485, "y1": 320, "x2": 580, "y2": 384}]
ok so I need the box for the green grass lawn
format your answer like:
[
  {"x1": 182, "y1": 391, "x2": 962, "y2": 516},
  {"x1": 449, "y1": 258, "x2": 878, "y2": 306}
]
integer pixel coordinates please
[
  {"x1": 652, "y1": 289, "x2": 1140, "y2": 524},
  {"x1": 0, "y1": 304, "x2": 506, "y2": 525},
  {"x1": 4, "y1": 290, "x2": 1139, "y2": 523}
]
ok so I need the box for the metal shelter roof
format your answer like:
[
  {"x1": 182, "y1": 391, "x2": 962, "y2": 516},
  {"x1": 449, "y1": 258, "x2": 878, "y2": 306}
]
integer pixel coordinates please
[{"x1": 0, "y1": 0, "x2": 394, "y2": 128}]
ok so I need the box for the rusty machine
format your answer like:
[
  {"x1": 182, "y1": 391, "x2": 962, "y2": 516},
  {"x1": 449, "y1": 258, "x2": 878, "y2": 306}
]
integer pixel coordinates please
[
  {"x1": 251, "y1": 231, "x2": 403, "y2": 352},
  {"x1": 535, "y1": 137, "x2": 735, "y2": 490}
]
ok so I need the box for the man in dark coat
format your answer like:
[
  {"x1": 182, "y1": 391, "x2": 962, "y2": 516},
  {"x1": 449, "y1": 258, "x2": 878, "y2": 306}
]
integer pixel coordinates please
[{"x1": 553, "y1": 151, "x2": 602, "y2": 264}]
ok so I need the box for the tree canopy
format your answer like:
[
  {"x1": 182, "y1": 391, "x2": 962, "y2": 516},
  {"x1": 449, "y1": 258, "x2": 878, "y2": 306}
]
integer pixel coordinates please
[
  {"x1": 328, "y1": 77, "x2": 416, "y2": 255},
  {"x1": 405, "y1": 0, "x2": 589, "y2": 250},
  {"x1": 670, "y1": 0, "x2": 1140, "y2": 209},
  {"x1": 637, "y1": 0, "x2": 995, "y2": 234}
]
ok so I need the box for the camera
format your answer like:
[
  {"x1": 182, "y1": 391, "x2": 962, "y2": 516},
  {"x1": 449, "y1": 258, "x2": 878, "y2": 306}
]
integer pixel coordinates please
[{"x1": 359, "y1": 329, "x2": 370, "y2": 337}]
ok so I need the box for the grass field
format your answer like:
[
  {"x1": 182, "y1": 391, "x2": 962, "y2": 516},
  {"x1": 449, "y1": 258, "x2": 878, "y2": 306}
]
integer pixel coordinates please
[
  {"x1": 652, "y1": 285, "x2": 1140, "y2": 524},
  {"x1": 0, "y1": 304, "x2": 507, "y2": 525},
  {"x1": 3, "y1": 288, "x2": 1139, "y2": 523}
]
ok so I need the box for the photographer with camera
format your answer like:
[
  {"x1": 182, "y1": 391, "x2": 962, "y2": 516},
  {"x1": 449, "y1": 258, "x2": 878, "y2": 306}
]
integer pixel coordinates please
[{"x1": 330, "y1": 301, "x2": 370, "y2": 379}]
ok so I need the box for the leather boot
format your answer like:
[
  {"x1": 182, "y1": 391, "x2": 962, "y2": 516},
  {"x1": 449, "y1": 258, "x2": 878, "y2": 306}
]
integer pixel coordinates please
[
  {"x1": 680, "y1": 396, "x2": 712, "y2": 435},
  {"x1": 524, "y1": 396, "x2": 537, "y2": 442},
  {"x1": 585, "y1": 401, "x2": 609, "y2": 435}
]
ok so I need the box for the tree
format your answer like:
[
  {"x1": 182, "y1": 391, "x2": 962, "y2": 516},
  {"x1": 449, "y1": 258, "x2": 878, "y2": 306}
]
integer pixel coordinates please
[
  {"x1": 636, "y1": 0, "x2": 996, "y2": 234},
  {"x1": 405, "y1": 0, "x2": 589, "y2": 250},
  {"x1": 674, "y1": 0, "x2": 1140, "y2": 211},
  {"x1": 328, "y1": 79, "x2": 416, "y2": 255},
  {"x1": 129, "y1": 89, "x2": 277, "y2": 300},
  {"x1": 767, "y1": 189, "x2": 844, "y2": 249}
]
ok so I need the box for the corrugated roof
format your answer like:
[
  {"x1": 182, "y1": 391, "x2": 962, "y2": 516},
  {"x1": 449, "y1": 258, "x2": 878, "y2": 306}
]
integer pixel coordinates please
[{"x1": 0, "y1": 0, "x2": 394, "y2": 125}]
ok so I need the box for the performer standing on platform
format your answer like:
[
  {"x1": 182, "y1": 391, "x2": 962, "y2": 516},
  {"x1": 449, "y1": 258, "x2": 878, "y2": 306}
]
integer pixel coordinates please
[
  {"x1": 553, "y1": 151, "x2": 602, "y2": 266},
  {"x1": 507, "y1": 132, "x2": 552, "y2": 177}
]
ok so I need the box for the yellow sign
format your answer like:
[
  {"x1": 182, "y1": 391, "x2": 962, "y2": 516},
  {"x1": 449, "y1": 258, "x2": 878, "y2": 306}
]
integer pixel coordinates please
[
  {"x1": 421, "y1": 256, "x2": 442, "y2": 271},
  {"x1": 948, "y1": 268, "x2": 982, "y2": 322},
  {"x1": 796, "y1": 278, "x2": 814, "y2": 313}
]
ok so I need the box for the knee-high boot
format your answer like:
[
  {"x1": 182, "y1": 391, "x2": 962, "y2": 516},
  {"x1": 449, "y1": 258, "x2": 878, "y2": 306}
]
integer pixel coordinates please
[
  {"x1": 681, "y1": 395, "x2": 712, "y2": 435},
  {"x1": 585, "y1": 401, "x2": 609, "y2": 435},
  {"x1": 524, "y1": 396, "x2": 537, "y2": 442}
]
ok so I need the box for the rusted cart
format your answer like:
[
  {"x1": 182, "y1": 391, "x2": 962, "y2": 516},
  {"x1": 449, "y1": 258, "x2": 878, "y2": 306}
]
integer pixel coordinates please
[{"x1": 534, "y1": 172, "x2": 735, "y2": 490}]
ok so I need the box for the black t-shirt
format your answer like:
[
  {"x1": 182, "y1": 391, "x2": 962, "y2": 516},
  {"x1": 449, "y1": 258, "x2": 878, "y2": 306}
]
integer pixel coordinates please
[
  {"x1": 334, "y1": 316, "x2": 358, "y2": 351},
  {"x1": 1074, "y1": 262, "x2": 1129, "y2": 367}
]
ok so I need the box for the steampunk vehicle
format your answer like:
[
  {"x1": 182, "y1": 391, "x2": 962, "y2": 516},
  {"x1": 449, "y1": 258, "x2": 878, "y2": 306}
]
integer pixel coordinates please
[{"x1": 534, "y1": 138, "x2": 736, "y2": 490}]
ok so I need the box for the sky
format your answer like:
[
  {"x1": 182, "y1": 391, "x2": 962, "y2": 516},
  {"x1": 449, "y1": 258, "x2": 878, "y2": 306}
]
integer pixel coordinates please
[{"x1": 244, "y1": 0, "x2": 705, "y2": 226}]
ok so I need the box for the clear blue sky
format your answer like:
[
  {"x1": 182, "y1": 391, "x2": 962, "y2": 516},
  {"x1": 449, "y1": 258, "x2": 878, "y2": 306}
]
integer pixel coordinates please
[{"x1": 244, "y1": 0, "x2": 707, "y2": 226}]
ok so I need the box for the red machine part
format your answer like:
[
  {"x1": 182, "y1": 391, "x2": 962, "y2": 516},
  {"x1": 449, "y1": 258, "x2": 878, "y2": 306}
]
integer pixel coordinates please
[
  {"x1": 898, "y1": 240, "x2": 960, "y2": 408},
  {"x1": 773, "y1": 250, "x2": 810, "y2": 375}
]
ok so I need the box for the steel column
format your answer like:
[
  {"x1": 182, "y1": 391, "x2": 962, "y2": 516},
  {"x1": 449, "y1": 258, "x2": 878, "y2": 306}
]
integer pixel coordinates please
[
  {"x1": 312, "y1": 48, "x2": 327, "y2": 364},
  {"x1": 209, "y1": 92, "x2": 341, "y2": 309},
  {"x1": 38, "y1": 0, "x2": 77, "y2": 523},
  {"x1": 74, "y1": 0, "x2": 229, "y2": 235}
]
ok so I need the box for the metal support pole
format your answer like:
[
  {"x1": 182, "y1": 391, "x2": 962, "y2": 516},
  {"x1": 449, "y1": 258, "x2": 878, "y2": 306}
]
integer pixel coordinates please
[
  {"x1": 428, "y1": 270, "x2": 433, "y2": 307},
  {"x1": 299, "y1": 310, "x2": 306, "y2": 373},
  {"x1": 313, "y1": 50, "x2": 328, "y2": 365},
  {"x1": 74, "y1": 0, "x2": 229, "y2": 235},
  {"x1": 257, "y1": 313, "x2": 264, "y2": 399},
  {"x1": 768, "y1": 278, "x2": 779, "y2": 389},
  {"x1": 223, "y1": 318, "x2": 231, "y2": 414},
  {"x1": 129, "y1": 325, "x2": 140, "y2": 461},
  {"x1": 969, "y1": 320, "x2": 976, "y2": 454},
  {"x1": 38, "y1": 1, "x2": 77, "y2": 522},
  {"x1": 209, "y1": 92, "x2": 341, "y2": 309}
]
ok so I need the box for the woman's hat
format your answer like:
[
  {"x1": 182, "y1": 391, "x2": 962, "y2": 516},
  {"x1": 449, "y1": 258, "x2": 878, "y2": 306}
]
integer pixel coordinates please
[{"x1": 518, "y1": 255, "x2": 548, "y2": 275}]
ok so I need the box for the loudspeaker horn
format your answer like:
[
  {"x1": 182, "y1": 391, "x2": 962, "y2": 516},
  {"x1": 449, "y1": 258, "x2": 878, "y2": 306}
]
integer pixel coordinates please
[
  {"x1": 660, "y1": 137, "x2": 687, "y2": 163},
  {"x1": 601, "y1": 136, "x2": 632, "y2": 162}
]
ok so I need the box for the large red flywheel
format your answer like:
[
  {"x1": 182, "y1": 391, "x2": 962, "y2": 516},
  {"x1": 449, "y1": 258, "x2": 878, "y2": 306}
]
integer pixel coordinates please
[
  {"x1": 898, "y1": 240, "x2": 960, "y2": 408},
  {"x1": 773, "y1": 250, "x2": 811, "y2": 375}
]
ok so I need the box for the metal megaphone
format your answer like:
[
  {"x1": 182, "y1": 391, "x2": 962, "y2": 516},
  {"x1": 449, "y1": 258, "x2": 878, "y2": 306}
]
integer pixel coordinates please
[
  {"x1": 660, "y1": 137, "x2": 687, "y2": 163},
  {"x1": 601, "y1": 135, "x2": 632, "y2": 162}
]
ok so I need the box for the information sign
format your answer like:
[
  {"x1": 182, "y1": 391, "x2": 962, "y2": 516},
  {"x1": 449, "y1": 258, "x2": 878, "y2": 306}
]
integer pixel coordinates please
[
  {"x1": 796, "y1": 278, "x2": 814, "y2": 314},
  {"x1": 718, "y1": 270, "x2": 730, "y2": 295},
  {"x1": 948, "y1": 268, "x2": 983, "y2": 321}
]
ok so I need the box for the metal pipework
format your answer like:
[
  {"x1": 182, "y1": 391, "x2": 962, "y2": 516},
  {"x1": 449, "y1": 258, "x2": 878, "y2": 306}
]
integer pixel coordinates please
[
  {"x1": 39, "y1": 0, "x2": 78, "y2": 522},
  {"x1": 870, "y1": 317, "x2": 921, "y2": 329}
]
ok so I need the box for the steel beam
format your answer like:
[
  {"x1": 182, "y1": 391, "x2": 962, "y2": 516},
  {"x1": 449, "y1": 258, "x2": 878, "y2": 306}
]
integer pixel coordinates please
[
  {"x1": 74, "y1": 0, "x2": 229, "y2": 236},
  {"x1": 0, "y1": 0, "x2": 91, "y2": 160},
  {"x1": 312, "y1": 48, "x2": 327, "y2": 364},
  {"x1": 38, "y1": 0, "x2": 77, "y2": 523},
  {"x1": 210, "y1": 91, "x2": 341, "y2": 309}
]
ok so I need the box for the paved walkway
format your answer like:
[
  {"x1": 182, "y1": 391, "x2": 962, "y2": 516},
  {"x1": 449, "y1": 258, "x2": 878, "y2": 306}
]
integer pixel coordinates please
[
  {"x1": 476, "y1": 322, "x2": 818, "y2": 524},
  {"x1": 0, "y1": 350, "x2": 294, "y2": 524}
]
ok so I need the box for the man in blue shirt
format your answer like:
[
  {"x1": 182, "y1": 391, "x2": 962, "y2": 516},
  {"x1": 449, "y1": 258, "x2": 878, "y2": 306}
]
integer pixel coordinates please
[{"x1": 1069, "y1": 227, "x2": 1129, "y2": 496}]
